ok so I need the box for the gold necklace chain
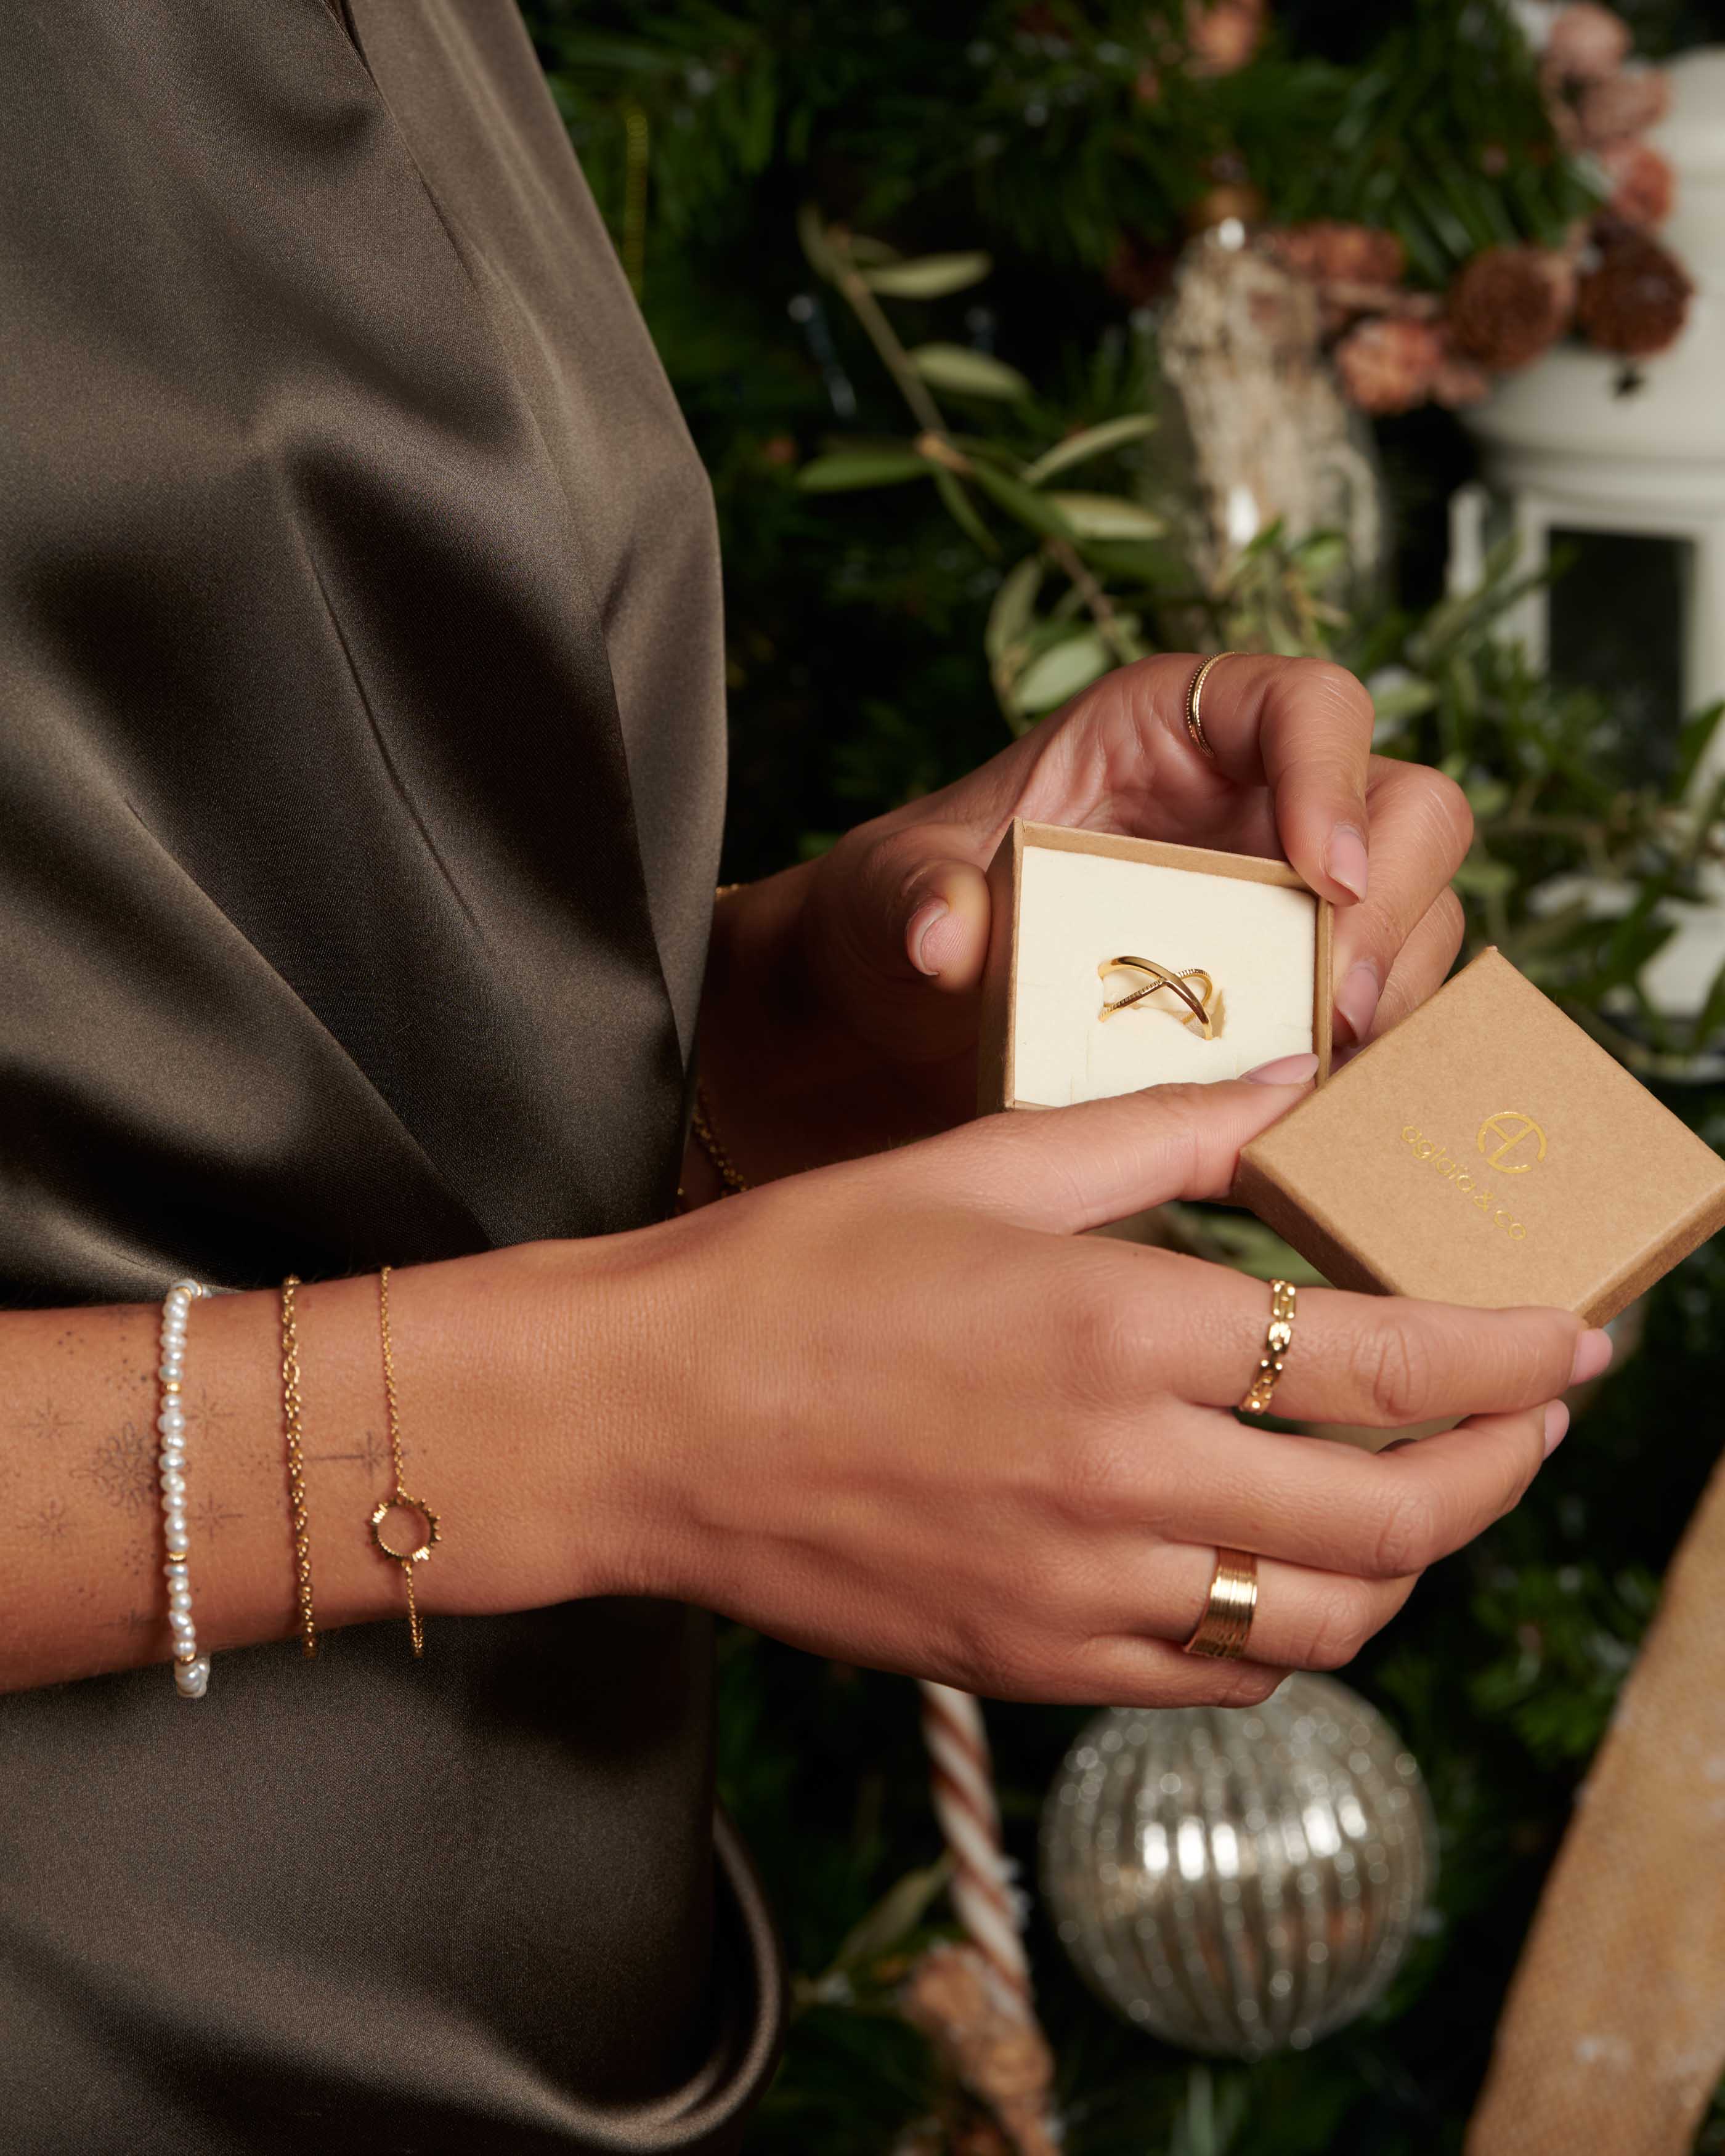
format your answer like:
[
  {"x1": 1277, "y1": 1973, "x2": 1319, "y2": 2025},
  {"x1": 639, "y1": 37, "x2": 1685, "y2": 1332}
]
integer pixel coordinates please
[{"x1": 690, "y1": 1085, "x2": 750, "y2": 1196}]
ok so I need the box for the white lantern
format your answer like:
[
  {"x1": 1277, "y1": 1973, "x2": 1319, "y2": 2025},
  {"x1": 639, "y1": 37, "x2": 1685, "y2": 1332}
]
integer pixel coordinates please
[{"x1": 1451, "y1": 47, "x2": 1725, "y2": 1023}]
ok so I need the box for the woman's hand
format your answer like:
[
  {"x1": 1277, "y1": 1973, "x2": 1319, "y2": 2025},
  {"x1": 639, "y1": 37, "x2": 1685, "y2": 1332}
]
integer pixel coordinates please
[
  {"x1": 699, "y1": 652, "x2": 1471, "y2": 1181},
  {"x1": 585, "y1": 1079, "x2": 1602, "y2": 1703}
]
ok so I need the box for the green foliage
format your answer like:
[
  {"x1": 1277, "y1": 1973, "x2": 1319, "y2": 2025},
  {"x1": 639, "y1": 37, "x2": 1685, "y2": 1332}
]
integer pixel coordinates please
[
  {"x1": 531, "y1": 0, "x2": 1600, "y2": 284},
  {"x1": 519, "y1": 2, "x2": 1725, "y2": 2149}
]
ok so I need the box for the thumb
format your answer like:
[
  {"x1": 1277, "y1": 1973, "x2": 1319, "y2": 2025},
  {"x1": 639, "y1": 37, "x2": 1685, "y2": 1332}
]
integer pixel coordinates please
[
  {"x1": 836, "y1": 817, "x2": 992, "y2": 997},
  {"x1": 879, "y1": 1075, "x2": 1314, "y2": 1234},
  {"x1": 901, "y1": 856, "x2": 992, "y2": 994}
]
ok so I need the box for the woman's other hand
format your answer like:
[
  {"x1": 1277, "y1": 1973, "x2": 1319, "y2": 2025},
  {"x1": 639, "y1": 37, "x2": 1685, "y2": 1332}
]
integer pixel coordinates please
[{"x1": 701, "y1": 652, "x2": 1471, "y2": 1178}]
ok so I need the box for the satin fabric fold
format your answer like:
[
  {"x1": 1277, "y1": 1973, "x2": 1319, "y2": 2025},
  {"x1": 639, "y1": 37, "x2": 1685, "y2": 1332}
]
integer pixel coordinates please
[{"x1": 0, "y1": 3, "x2": 777, "y2": 2147}]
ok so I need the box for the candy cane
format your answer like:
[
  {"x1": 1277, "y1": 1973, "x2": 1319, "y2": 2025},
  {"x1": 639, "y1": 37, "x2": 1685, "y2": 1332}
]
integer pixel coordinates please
[{"x1": 918, "y1": 1678, "x2": 1033, "y2": 2003}]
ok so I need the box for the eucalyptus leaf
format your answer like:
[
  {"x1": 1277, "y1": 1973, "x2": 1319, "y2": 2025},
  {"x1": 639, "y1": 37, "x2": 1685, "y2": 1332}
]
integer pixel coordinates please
[
  {"x1": 985, "y1": 556, "x2": 1044, "y2": 665},
  {"x1": 1014, "y1": 630, "x2": 1114, "y2": 713},
  {"x1": 1676, "y1": 699, "x2": 1725, "y2": 792},
  {"x1": 907, "y1": 343, "x2": 1030, "y2": 401},
  {"x1": 1691, "y1": 949, "x2": 1725, "y2": 1052},
  {"x1": 1451, "y1": 856, "x2": 1517, "y2": 898},
  {"x1": 795, "y1": 200, "x2": 837, "y2": 281},
  {"x1": 797, "y1": 450, "x2": 931, "y2": 492},
  {"x1": 1368, "y1": 678, "x2": 1439, "y2": 726},
  {"x1": 970, "y1": 464, "x2": 1073, "y2": 538},
  {"x1": 828, "y1": 1858, "x2": 951, "y2": 1977},
  {"x1": 1020, "y1": 413, "x2": 1156, "y2": 487},
  {"x1": 1463, "y1": 776, "x2": 1512, "y2": 820},
  {"x1": 1042, "y1": 492, "x2": 1165, "y2": 540},
  {"x1": 860, "y1": 252, "x2": 992, "y2": 299},
  {"x1": 932, "y1": 467, "x2": 998, "y2": 556}
]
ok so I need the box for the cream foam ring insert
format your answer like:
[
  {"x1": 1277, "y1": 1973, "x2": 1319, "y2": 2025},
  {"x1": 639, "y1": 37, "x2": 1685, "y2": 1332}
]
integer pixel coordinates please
[{"x1": 1012, "y1": 846, "x2": 1319, "y2": 1105}]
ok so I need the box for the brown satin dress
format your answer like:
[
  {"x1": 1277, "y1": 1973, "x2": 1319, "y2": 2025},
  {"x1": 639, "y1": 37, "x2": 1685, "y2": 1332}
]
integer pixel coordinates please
[{"x1": 0, "y1": 2, "x2": 783, "y2": 2147}]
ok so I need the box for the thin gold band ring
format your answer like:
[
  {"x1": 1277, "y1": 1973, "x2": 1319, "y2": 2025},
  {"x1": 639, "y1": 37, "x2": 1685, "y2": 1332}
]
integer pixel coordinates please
[{"x1": 1185, "y1": 650, "x2": 1243, "y2": 758}]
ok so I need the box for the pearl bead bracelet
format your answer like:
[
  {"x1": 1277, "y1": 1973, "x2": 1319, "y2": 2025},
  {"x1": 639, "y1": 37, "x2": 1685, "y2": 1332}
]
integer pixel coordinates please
[{"x1": 157, "y1": 1278, "x2": 211, "y2": 1699}]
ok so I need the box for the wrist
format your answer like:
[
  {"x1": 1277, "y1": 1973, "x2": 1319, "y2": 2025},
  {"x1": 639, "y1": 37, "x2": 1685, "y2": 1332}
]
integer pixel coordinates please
[{"x1": 501, "y1": 1224, "x2": 716, "y2": 1611}]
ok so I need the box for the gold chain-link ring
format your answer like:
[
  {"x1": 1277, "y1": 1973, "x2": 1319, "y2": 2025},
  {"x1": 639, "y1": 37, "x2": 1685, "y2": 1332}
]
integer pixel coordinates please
[
  {"x1": 278, "y1": 1276, "x2": 317, "y2": 1659},
  {"x1": 1185, "y1": 650, "x2": 1243, "y2": 758},
  {"x1": 1239, "y1": 1278, "x2": 1297, "y2": 1416},
  {"x1": 1182, "y1": 1547, "x2": 1259, "y2": 1660}
]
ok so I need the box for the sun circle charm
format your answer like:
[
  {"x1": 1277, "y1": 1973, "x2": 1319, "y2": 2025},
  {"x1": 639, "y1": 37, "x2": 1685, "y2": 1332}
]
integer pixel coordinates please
[{"x1": 368, "y1": 1494, "x2": 440, "y2": 1565}]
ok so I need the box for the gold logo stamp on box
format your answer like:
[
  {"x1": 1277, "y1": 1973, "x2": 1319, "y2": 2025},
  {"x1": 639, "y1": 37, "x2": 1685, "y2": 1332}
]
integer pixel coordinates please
[
  {"x1": 1477, "y1": 1111, "x2": 1548, "y2": 1175},
  {"x1": 1402, "y1": 1124, "x2": 1529, "y2": 1241}
]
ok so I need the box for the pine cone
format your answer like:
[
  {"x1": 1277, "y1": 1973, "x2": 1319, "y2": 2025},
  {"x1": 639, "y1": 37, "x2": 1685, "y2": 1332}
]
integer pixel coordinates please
[
  {"x1": 1265, "y1": 221, "x2": 1407, "y2": 287},
  {"x1": 1598, "y1": 139, "x2": 1675, "y2": 229},
  {"x1": 1574, "y1": 67, "x2": 1671, "y2": 147},
  {"x1": 1543, "y1": 4, "x2": 1632, "y2": 84},
  {"x1": 1333, "y1": 317, "x2": 1443, "y2": 415},
  {"x1": 1576, "y1": 225, "x2": 1693, "y2": 355},
  {"x1": 899, "y1": 1945, "x2": 1058, "y2": 2156},
  {"x1": 1447, "y1": 246, "x2": 1576, "y2": 371}
]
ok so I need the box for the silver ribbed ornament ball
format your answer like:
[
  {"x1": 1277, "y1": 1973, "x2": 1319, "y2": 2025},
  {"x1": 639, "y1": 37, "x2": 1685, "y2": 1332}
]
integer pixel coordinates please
[{"x1": 1039, "y1": 1674, "x2": 1436, "y2": 2057}]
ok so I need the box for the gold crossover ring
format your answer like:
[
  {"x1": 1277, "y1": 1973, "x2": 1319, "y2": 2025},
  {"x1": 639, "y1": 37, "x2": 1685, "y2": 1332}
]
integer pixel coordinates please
[
  {"x1": 1239, "y1": 1278, "x2": 1297, "y2": 1416},
  {"x1": 1097, "y1": 957, "x2": 1216, "y2": 1039},
  {"x1": 1182, "y1": 1548, "x2": 1259, "y2": 1660}
]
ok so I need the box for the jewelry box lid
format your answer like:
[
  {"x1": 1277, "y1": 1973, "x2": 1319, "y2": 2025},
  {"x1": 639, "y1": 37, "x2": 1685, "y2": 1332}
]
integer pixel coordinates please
[{"x1": 1235, "y1": 947, "x2": 1725, "y2": 1324}]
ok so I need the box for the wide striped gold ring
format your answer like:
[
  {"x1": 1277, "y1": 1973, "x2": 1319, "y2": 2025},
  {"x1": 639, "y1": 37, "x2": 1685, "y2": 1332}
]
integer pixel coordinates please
[{"x1": 1182, "y1": 1548, "x2": 1259, "y2": 1660}]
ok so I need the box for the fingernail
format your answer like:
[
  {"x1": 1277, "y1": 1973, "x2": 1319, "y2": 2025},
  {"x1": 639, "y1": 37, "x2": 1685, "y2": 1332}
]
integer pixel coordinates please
[
  {"x1": 1570, "y1": 1327, "x2": 1614, "y2": 1387},
  {"x1": 1335, "y1": 961, "x2": 1381, "y2": 1045},
  {"x1": 1325, "y1": 824, "x2": 1370, "y2": 902},
  {"x1": 1243, "y1": 1052, "x2": 1320, "y2": 1085},
  {"x1": 908, "y1": 900, "x2": 949, "y2": 977},
  {"x1": 1543, "y1": 1401, "x2": 1570, "y2": 1457}
]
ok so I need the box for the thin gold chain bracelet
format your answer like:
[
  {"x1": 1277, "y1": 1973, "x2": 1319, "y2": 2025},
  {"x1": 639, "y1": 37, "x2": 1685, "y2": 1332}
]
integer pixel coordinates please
[
  {"x1": 368, "y1": 1265, "x2": 441, "y2": 1657},
  {"x1": 278, "y1": 1276, "x2": 318, "y2": 1658}
]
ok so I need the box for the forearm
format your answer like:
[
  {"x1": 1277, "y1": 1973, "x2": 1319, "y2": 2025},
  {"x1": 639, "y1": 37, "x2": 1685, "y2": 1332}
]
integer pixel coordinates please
[{"x1": 0, "y1": 1241, "x2": 647, "y2": 1693}]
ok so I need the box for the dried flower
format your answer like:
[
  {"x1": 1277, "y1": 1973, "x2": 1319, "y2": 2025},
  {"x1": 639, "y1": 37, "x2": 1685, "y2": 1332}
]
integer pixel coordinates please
[
  {"x1": 1265, "y1": 221, "x2": 1407, "y2": 288},
  {"x1": 1574, "y1": 68, "x2": 1671, "y2": 147},
  {"x1": 1186, "y1": 0, "x2": 1266, "y2": 76},
  {"x1": 1597, "y1": 139, "x2": 1676, "y2": 229},
  {"x1": 1576, "y1": 224, "x2": 1693, "y2": 355},
  {"x1": 1431, "y1": 334, "x2": 1494, "y2": 410},
  {"x1": 1544, "y1": 4, "x2": 1633, "y2": 84},
  {"x1": 1448, "y1": 245, "x2": 1576, "y2": 371},
  {"x1": 1185, "y1": 182, "x2": 1268, "y2": 233},
  {"x1": 1333, "y1": 317, "x2": 1443, "y2": 415}
]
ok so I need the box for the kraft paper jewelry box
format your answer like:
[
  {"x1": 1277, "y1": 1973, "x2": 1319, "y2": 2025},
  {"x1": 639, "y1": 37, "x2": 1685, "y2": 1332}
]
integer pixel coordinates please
[
  {"x1": 979, "y1": 820, "x2": 1335, "y2": 1113},
  {"x1": 1236, "y1": 947, "x2": 1725, "y2": 1326}
]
